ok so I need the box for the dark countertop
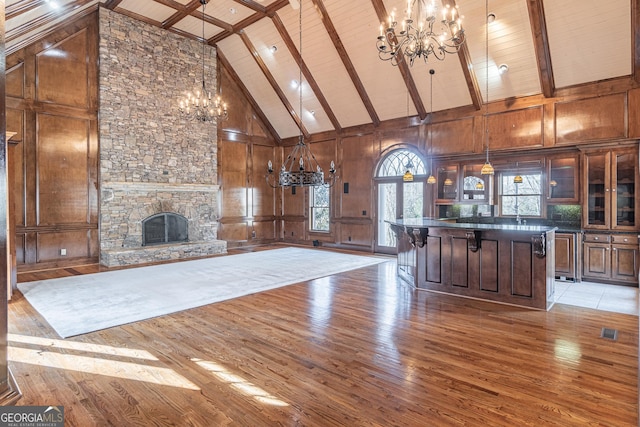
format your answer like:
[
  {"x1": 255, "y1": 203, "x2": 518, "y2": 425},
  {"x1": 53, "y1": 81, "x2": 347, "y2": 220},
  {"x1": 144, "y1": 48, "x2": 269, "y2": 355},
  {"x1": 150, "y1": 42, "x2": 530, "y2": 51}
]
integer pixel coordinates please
[{"x1": 387, "y1": 218, "x2": 556, "y2": 233}]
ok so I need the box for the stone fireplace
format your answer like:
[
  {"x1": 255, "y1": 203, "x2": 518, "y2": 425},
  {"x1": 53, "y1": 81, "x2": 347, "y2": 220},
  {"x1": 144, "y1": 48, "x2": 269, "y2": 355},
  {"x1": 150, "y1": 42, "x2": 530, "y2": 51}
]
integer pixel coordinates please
[{"x1": 98, "y1": 8, "x2": 227, "y2": 267}]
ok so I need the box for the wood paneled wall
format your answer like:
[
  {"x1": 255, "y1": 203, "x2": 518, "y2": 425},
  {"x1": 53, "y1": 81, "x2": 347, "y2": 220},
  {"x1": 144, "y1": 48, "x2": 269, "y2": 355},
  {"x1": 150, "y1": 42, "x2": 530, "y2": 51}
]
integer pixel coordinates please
[
  {"x1": 219, "y1": 72, "x2": 640, "y2": 252},
  {"x1": 6, "y1": 13, "x2": 99, "y2": 271}
]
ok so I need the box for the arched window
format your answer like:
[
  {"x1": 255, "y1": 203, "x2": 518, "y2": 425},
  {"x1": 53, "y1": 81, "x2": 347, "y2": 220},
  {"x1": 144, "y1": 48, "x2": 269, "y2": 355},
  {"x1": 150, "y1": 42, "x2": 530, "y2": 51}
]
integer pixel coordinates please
[{"x1": 377, "y1": 149, "x2": 426, "y2": 177}]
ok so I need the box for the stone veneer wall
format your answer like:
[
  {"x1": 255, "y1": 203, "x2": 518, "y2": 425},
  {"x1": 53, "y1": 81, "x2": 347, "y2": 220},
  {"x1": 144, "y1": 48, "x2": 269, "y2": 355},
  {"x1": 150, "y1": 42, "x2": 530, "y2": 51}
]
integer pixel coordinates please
[{"x1": 98, "y1": 7, "x2": 226, "y2": 266}]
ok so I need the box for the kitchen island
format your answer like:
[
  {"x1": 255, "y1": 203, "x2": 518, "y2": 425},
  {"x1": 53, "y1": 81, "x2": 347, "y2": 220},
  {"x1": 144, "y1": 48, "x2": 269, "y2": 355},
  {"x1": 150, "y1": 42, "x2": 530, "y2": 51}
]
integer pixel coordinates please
[{"x1": 388, "y1": 218, "x2": 556, "y2": 310}]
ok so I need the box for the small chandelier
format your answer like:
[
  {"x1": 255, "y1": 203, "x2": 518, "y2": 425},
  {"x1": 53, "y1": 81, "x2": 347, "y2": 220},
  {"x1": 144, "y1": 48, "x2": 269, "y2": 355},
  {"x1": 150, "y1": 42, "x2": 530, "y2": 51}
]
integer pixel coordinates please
[
  {"x1": 426, "y1": 69, "x2": 436, "y2": 184},
  {"x1": 480, "y1": 1, "x2": 494, "y2": 176},
  {"x1": 178, "y1": 0, "x2": 228, "y2": 122},
  {"x1": 266, "y1": 0, "x2": 336, "y2": 188},
  {"x1": 376, "y1": 0, "x2": 465, "y2": 66}
]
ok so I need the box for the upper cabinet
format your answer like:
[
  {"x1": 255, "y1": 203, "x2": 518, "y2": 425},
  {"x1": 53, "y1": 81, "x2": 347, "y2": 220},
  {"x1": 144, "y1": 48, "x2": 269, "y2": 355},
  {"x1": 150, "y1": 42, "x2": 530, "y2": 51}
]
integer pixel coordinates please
[
  {"x1": 583, "y1": 147, "x2": 638, "y2": 230},
  {"x1": 547, "y1": 154, "x2": 579, "y2": 203},
  {"x1": 436, "y1": 164, "x2": 459, "y2": 204}
]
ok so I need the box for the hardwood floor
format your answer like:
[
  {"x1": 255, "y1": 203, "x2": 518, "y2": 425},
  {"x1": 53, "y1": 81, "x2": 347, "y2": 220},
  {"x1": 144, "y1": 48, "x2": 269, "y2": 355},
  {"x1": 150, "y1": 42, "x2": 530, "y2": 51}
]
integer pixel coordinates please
[{"x1": 9, "y1": 246, "x2": 638, "y2": 426}]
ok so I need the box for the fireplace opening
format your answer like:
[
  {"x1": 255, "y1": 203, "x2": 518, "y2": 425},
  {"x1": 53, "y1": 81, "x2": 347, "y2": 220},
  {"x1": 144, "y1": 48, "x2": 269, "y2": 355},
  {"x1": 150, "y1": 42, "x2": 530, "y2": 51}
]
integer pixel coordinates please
[{"x1": 142, "y1": 213, "x2": 188, "y2": 246}]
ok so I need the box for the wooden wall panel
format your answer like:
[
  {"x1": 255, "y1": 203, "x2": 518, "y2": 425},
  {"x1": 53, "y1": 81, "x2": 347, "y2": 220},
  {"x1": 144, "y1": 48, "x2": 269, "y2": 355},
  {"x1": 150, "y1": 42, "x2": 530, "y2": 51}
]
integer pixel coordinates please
[
  {"x1": 555, "y1": 94, "x2": 626, "y2": 144},
  {"x1": 282, "y1": 185, "x2": 305, "y2": 217},
  {"x1": 219, "y1": 140, "x2": 247, "y2": 218},
  {"x1": 6, "y1": 63, "x2": 24, "y2": 98},
  {"x1": 253, "y1": 220, "x2": 276, "y2": 240},
  {"x1": 252, "y1": 144, "x2": 276, "y2": 217},
  {"x1": 511, "y1": 241, "x2": 533, "y2": 297},
  {"x1": 219, "y1": 222, "x2": 248, "y2": 241},
  {"x1": 431, "y1": 117, "x2": 475, "y2": 155},
  {"x1": 629, "y1": 88, "x2": 640, "y2": 138},
  {"x1": 282, "y1": 220, "x2": 305, "y2": 241},
  {"x1": 339, "y1": 223, "x2": 372, "y2": 247},
  {"x1": 487, "y1": 107, "x2": 543, "y2": 151},
  {"x1": 379, "y1": 127, "x2": 420, "y2": 155},
  {"x1": 37, "y1": 230, "x2": 92, "y2": 262},
  {"x1": 36, "y1": 30, "x2": 89, "y2": 107},
  {"x1": 7, "y1": 13, "x2": 99, "y2": 270},
  {"x1": 37, "y1": 114, "x2": 90, "y2": 225},
  {"x1": 341, "y1": 135, "x2": 375, "y2": 219}
]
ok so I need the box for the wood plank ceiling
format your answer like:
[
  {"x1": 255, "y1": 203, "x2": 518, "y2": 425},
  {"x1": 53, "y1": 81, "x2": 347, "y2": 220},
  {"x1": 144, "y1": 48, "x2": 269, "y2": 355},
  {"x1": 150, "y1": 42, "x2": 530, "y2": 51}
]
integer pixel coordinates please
[{"x1": 5, "y1": 0, "x2": 636, "y2": 142}]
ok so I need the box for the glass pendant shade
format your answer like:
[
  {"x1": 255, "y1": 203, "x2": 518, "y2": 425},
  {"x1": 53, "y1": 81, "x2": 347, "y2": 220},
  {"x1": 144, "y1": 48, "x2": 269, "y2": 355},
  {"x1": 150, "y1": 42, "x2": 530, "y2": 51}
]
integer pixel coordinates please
[
  {"x1": 513, "y1": 174, "x2": 523, "y2": 184},
  {"x1": 481, "y1": 162, "x2": 494, "y2": 175},
  {"x1": 427, "y1": 174, "x2": 436, "y2": 184}
]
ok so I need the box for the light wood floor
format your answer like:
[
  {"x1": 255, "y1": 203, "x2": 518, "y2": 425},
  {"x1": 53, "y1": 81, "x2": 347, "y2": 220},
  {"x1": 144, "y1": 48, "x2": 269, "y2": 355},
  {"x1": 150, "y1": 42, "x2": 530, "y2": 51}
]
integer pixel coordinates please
[{"x1": 9, "y1": 246, "x2": 639, "y2": 426}]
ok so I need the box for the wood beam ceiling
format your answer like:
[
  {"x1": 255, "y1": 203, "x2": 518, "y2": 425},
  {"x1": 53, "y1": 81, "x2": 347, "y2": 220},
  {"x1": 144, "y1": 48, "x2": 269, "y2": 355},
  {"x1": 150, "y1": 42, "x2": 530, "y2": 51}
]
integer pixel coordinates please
[{"x1": 527, "y1": 0, "x2": 555, "y2": 98}]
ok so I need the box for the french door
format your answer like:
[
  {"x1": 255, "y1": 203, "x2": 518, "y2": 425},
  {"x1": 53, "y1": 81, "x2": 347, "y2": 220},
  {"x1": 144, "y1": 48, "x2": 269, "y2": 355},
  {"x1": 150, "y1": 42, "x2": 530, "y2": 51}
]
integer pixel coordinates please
[{"x1": 375, "y1": 180, "x2": 424, "y2": 254}]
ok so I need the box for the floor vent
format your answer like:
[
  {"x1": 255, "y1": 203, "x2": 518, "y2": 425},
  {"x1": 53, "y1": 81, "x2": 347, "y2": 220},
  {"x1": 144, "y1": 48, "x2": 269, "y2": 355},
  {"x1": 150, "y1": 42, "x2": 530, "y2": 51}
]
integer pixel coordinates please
[{"x1": 601, "y1": 328, "x2": 618, "y2": 341}]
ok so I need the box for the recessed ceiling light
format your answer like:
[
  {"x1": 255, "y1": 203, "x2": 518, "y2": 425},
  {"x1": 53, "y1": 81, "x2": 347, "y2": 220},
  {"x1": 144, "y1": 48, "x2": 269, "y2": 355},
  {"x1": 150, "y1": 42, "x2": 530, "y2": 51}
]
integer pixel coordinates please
[
  {"x1": 291, "y1": 80, "x2": 299, "y2": 89},
  {"x1": 487, "y1": 13, "x2": 496, "y2": 23},
  {"x1": 498, "y1": 64, "x2": 509, "y2": 74},
  {"x1": 270, "y1": 45, "x2": 278, "y2": 53},
  {"x1": 230, "y1": 7, "x2": 237, "y2": 14}
]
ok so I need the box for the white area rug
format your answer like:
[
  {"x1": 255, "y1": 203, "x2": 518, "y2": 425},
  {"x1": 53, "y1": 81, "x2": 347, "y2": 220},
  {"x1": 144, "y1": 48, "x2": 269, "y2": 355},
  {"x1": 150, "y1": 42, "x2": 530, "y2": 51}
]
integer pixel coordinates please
[{"x1": 18, "y1": 248, "x2": 388, "y2": 338}]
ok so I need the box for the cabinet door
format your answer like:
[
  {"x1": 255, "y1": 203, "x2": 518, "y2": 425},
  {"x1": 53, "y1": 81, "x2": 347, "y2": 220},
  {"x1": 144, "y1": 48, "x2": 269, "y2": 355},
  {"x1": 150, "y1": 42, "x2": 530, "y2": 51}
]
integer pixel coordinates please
[
  {"x1": 436, "y1": 164, "x2": 459, "y2": 203},
  {"x1": 583, "y1": 152, "x2": 610, "y2": 229},
  {"x1": 547, "y1": 155, "x2": 579, "y2": 203},
  {"x1": 555, "y1": 233, "x2": 575, "y2": 278},
  {"x1": 462, "y1": 164, "x2": 488, "y2": 203},
  {"x1": 612, "y1": 150, "x2": 638, "y2": 230},
  {"x1": 582, "y1": 242, "x2": 611, "y2": 280},
  {"x1": 611, "y1": 245, "x2": 638, "y2": 284}
]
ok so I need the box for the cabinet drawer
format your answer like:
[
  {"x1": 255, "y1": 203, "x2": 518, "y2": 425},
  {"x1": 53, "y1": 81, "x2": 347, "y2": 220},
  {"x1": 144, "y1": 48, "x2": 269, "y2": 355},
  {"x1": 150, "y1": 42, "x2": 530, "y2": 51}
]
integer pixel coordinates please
[
  {"x1": 611, "y1": 234, "x2": 638, "y2": 245},
  {"x1": 583, "y1": 233, "x2": 610, "y2": 243}
]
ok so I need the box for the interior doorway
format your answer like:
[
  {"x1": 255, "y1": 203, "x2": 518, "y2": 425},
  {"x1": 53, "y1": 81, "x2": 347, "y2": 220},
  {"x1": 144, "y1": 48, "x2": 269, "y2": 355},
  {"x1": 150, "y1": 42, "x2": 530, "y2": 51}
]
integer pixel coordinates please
[{"x1": 374, "y1": 149, "x2": 427, "y2": 254}]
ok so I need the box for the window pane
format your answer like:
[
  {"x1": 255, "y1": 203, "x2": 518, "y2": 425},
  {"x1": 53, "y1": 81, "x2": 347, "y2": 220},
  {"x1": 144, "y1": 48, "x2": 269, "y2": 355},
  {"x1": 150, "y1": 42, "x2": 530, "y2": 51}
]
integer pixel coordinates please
[
  {"x1": 310, "y1": 186, "x2": 330, "y2": 231},
  {"x1": 500, "y1": 171, "x2": 542, "y2": 217}
]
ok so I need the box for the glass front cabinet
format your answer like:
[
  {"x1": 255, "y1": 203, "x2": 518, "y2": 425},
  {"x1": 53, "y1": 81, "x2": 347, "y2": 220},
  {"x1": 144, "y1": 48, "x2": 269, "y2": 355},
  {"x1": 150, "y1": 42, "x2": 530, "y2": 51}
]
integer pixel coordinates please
[
  {"x1": 547, "y1": 154, "x2": 579, "y2": 203},
  {"x1": 583, "y1": 148, "x2": 638, "y2": 230}
]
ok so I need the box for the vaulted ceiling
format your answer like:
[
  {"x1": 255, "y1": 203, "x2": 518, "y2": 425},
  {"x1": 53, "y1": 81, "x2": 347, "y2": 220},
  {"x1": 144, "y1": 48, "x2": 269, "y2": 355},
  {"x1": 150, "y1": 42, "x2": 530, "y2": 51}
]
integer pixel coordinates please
[{"x1": 6, "y1": 0, "x2": 638, "y2": 142}]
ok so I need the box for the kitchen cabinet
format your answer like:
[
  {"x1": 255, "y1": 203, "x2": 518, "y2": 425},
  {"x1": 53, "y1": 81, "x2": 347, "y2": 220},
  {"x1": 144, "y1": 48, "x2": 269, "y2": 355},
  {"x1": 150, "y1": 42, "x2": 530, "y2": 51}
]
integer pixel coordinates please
[
  {"x1": 583, "y1": 148, "x2": 638, "y2": 230},
  {"x1": 547, "y1": 154, "x2": 579, "y2": 203},
  {"x1": 436, "y1": 164, "x2": 459, "y2": 204},
  {"x1": 555, "y1": 232, "x2": 578, "y2": 281},
  {"x1": 583, "y1": 233, "x2": 639, "y2": 285}
]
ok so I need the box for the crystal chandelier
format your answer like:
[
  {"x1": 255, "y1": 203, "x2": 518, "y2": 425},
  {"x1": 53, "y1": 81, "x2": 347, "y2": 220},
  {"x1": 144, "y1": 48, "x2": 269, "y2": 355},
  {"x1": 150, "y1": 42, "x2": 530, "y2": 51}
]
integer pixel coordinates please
[
  {"x1": 376, "y1": 0, "x2": 465, "y2": 66},
  {"x1": 267, "y1": 0, "x2": 336, "y2": 188},
  {"x1": 178, "y1": 0, "x2": 228, "y2": 122}
]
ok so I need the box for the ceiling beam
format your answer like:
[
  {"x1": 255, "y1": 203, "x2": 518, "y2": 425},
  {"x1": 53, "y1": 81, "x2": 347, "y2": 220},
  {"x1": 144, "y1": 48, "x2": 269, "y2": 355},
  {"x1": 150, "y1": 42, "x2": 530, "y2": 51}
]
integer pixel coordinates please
[
  {"x1": 161, "y1": 0, "x2": 201, "y2": 30},
  {"x1": 527, "y1": 0, "x2": 555, "y2": 98},
  {"x1": 218, "y1": 49, "x2": 282, "y2": 144},
  {"x1": 239, "y1": 31, "x2": 310, "y2": 139},
  {"x1": 311, "y1": 0, "x2": 379, "y2": 127},
  {"x1": 211, "y1": 0, "x2": 290, "y2": 45},
  {"x1": 443, "y1": 0, "x2": 482, "y2": 110},
  {"x1": 103, "y1": 0, "x2": 124, "y2": 10},
  {"x1": 271, "y1": 13, "x2": 342, "y2": 132},
  {"x1": 370, "y1": 0, "x2": 427, "y2": 120}
]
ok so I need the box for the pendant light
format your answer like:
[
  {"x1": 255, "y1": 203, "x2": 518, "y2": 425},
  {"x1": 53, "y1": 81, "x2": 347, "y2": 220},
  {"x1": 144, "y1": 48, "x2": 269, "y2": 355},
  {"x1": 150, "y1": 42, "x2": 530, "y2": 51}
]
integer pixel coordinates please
[
  {"x1": 480, "y1": 0, "x2": 494, "y2": 176},
  {"x1": 513, "y1": 162, "x2": 523, "y2": 183},
  {"x1": 426, "y1": 69, "x2": 437, "y2": 185}
]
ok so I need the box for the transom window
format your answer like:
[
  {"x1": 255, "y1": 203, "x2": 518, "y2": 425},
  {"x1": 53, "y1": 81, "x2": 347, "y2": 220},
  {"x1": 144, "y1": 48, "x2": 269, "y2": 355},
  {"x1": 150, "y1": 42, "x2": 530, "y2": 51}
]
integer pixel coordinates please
[
  {"x1": 499, "y1": 171, "x2": 543, "y2": 217},
  {"x1": 377, "y1": 150, "x2": 426, "y2": 177}
]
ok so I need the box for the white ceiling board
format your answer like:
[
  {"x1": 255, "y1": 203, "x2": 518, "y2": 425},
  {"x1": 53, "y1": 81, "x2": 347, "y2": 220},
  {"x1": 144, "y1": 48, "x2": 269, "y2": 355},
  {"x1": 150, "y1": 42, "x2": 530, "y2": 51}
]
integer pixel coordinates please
[
  {"x1": 242, "y1": 16, "x2": 333, "y2": 135},
  {"x1": 277, "y1": 1, "x2": 372, "y2": 129},
  {"x1": 458, "y1": 0, "x2": 541, "y2": 102},
  {"x1": 173, "y1": 14, "x2": 224, "y2": 40},
  {"x1": 217, "y1": 34, "x2": 300, "y2": 138},
  {"x1": 543, "y1": 0, "x2": 631, "y2": 88},
  {"x1": 323, "y1": 0, "x2": 417, "y2": 121},
  {"x1": 117, "y1": 0, "x2": 177, "y2": 24},
  {"x1": 208, "y1": 0, "x2": 256, "y2": 26}
]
